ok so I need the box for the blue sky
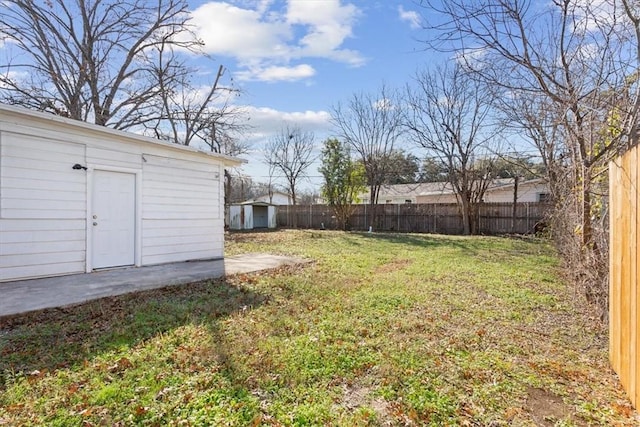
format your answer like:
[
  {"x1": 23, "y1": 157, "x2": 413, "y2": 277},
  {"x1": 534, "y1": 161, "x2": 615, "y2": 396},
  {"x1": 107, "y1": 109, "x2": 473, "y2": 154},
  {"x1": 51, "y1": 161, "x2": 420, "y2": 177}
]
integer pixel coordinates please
[{"x1": 187, "y1": 0, "x2": 437, "y2": 191}]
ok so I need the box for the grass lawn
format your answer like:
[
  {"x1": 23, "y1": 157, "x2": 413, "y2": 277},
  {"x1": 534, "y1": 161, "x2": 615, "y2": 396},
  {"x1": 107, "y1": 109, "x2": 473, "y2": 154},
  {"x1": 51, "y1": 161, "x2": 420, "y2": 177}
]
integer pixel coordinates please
[{"x1": 0, "y1": 230, "x2": 637, "y2": 426}]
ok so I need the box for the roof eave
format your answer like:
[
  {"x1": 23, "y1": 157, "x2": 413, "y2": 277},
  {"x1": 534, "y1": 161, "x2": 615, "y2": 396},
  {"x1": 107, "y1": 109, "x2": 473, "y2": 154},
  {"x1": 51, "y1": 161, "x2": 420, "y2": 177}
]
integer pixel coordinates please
[{"x1": 0, "y1": 103, "x2": 246, "y2": 166}]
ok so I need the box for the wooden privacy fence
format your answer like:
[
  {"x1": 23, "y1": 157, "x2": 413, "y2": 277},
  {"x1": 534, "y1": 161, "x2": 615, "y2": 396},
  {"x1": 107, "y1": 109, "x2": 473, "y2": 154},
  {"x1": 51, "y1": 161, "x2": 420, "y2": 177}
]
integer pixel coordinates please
[
  {"x1": 610, "y1": 144, "x2": 640, "y2": 409},
  {"x1": 277, "y1": 202, "x2": 549, "y2": 235}
]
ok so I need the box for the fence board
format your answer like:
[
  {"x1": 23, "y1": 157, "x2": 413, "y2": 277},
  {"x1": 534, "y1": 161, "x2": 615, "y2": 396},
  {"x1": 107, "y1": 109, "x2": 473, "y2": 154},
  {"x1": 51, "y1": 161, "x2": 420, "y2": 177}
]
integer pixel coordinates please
[
  {"x1": 276, "y1": 202, "x2": 548, "y2": 235},
  {"x1": 610, "y1": 144, "x2": 640, "y2": 409}
]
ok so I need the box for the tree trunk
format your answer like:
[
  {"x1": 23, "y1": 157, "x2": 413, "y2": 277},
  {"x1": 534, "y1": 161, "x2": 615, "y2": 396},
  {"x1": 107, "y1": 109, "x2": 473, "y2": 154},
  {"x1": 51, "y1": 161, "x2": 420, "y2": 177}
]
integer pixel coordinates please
[
  {"x1": 291, "y1": 189, "x2": 298, "y2": 228},
  {"x1": 581, "y1": 183, "x2": 595, "y2": 250},
  {"x1": 461, "y1": 197, "x2": 471, "y2": 235},
  {"x1": 470, "y1": 203, "x2": 479, "y2": 235},
  {"x1": 368, "y1": 184, "x2": 378, "y2": 230},
  {"x1": 511, "y1": 176, "x2": 519, "y2": 233},
  {"x1": 580, "y1": 165, "x2": 594, "y2": 249}
]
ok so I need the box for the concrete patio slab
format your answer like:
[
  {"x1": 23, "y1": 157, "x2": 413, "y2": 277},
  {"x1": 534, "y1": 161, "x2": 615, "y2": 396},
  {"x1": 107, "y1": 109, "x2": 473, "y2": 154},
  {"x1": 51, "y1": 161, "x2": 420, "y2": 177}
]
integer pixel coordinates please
[{"x1": 0, "y1": 253, "x2": 310, "y2": 318}]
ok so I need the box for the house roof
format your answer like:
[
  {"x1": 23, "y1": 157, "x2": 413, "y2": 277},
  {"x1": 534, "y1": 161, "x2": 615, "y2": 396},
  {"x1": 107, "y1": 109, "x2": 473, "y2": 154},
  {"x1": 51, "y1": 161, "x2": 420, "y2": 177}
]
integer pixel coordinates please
[
  {"x1": 484, "y1": 178, "x2": 547, "y2": 193},
  {"x1": 239, "y1": 201, "x2": 275, "y2": 207},
  {"x1": 369, "y1": 179, "x2": 547, "y2": 198},
  {"x1": 376, "y1": 182, "x2": 450, "y2": 197},
  {"x1": 0, "y1": 103, "x2": 245, "y2": 167}
]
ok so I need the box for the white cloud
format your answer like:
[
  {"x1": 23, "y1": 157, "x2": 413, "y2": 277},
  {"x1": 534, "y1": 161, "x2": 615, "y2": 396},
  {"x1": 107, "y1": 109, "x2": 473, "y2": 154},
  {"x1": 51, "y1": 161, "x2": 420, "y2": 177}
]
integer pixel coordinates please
[
  {"x1": 373, "y1": 98, "x2": 394, "y2": 111},
  {"x1": 398, "y1": 5, "x2": 420, "y2": 29},
  {"x1": 190, "y1": 0, "x2": 365, "y2": 82},
  {"x1": 244, "y1": 105, "x2": 331, "y2": 139},
  {"x1": 235, "y1": 63, "x2": 316, "y2": 82},
  {"x1": 190, "y1": 2, "x2": 291, "y2": 61},
  {"x1": 572, "y1": 0, "x2": 621, "y2": 31},
  {"x1": 454, "y1": 47, "x2": 488, "y2": 70},
  {"x1": 238, "y1": 105, "x2": 331, "y2": 146},
  {"x1": 286, "y1": 0, "x2": 364, "y2": 65}
]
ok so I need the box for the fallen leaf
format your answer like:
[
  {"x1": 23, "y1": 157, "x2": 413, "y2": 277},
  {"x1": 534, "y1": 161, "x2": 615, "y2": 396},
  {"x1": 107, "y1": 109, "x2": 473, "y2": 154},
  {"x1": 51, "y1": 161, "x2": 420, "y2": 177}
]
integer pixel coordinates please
[{"x1": 134, "y1": 406, "x2": 148, "y2": 416}]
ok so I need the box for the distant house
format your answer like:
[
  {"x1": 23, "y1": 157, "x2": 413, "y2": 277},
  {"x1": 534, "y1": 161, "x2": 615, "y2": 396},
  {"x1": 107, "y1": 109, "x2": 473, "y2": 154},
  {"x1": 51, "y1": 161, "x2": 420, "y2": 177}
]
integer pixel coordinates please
[
  {"x1": 244, "y1": 191, "x2": 292, "y2": 206},
  {"x1": 481, "y1": 178, "x2": 550, "y2": 203},
  {"x1": 357, "y1": 179, "x2": 550, "y2": 205},
  {"x1": 359, "y1": 183, "x2": 455, "y2": 205}
]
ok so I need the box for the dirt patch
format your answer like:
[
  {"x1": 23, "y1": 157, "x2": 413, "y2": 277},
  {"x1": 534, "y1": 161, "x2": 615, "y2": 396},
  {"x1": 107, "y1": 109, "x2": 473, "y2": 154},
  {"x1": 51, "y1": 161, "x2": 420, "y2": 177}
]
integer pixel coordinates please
[
  {"x1": 525, "y1": 386, "x2": 585, "y2": 426},
  {"x1": 375, "y1": 259, "x2": 413, "y2": 274},
  {"x1": 338, "y1": 384, "x2": 392, "y2": 423}
]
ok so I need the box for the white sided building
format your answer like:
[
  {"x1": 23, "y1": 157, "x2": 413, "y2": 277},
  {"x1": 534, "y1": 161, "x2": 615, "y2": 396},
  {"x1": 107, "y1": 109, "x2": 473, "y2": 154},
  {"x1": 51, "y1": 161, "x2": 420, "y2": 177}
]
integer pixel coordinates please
[{"x1": 0, "y1": 104, "x2": 242, "y2": 282}]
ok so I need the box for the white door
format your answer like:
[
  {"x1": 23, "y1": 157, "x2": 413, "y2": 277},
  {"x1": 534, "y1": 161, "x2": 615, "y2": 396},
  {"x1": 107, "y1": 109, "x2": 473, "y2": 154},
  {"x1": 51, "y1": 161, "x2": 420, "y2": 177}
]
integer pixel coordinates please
[{"x1": 92, "y1": 170, "x2": 136, "y2": 269}]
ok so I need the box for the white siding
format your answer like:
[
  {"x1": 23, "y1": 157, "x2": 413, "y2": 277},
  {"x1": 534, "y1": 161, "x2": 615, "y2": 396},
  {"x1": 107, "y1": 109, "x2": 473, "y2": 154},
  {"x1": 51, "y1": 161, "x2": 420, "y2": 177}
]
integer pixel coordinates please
[
  {"x1": 0, "y1": 133, "x2": 86, "y2": 219},
  {"x1": 141, "y1": 154, "x2": 222, "y2": 265},
  {"x1": 86, "y1": 146, "x2": 141, "y2": 169},
  {"x1": 485, "y1": 182, "x2": 550, "y2": 203},
  {"x1": 243, "y1": 205, "x2": 253, "y2": 229},
  {"x1": 0, "y1": 133, "x2": 87, "y2": 281},
  {"x1": 268, "y1": 206, "x2": 277, "y2": 228},
  {"x1": 229, "y1": 205, "x2": 242, "y2": 230},
  {"x1": 0, "y1": 104, "x2": 238, "y2": 282},
  {"x1": 1, "y1": 219, "x2": 86, "y2": 280}
]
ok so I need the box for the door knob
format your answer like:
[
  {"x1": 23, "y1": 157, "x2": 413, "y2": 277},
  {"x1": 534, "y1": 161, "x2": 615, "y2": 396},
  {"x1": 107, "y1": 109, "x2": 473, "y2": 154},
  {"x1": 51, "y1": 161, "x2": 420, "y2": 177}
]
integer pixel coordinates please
[{"x1": 93, "y1": 222, "x2": 98, "y2": 226}]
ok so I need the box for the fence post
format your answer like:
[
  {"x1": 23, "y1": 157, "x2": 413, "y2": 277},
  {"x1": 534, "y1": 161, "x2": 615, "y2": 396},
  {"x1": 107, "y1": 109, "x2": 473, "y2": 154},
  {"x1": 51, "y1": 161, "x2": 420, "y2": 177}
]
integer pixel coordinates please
[
  {"x1": 434, "y1": 204, "x2": 437, "y2": 233},
  {"x1": 364, "y1": 204, "x2": 367, "y2": 231}
]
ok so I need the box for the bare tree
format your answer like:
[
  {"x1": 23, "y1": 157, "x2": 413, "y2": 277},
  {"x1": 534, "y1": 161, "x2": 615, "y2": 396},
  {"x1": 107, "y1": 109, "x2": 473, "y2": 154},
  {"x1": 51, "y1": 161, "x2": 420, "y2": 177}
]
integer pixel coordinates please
[
  {"x1": 330, "y1": 84, "x2": 405, "y2": 229},
  {"x1": 494, "y1": 91, "x2": 567, "y2": 202},
  {"x1": 148, "y1": 49, "x2": 249, "y2": 152},
  {"x1": 423, "y1": 0, "x2": 633, "y2": 239},
  {"x1": 405, "y1": 64, "x2": 498, "y2": 235},
  {"x1": 420, "y1": 0, "x2": 638, "y2": 314},
  {"x1": 264, "y1": 125, "x2": 317, "y2": 226},
  {"x1": 226, "y1": 174, "x2": 274, "y2": 204},
  {"x1": 0, "y1": 0, "x2": 230, "y2": 133}
]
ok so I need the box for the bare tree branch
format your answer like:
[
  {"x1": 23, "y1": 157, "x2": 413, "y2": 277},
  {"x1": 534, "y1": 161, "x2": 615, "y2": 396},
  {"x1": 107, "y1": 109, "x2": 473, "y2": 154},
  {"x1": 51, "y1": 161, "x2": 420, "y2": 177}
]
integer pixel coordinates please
[
  {"x1": 0, "y1": 0, "x2": 204, "y2": 129},
  {"x1": 405, "y1": 63, "x2": 499, "y2": 234},
  {"x1": 264, "y1": 125, "x2": 317, "y2": 226},
  {"x1": 330, "y1": 84, "x2": 405, "y2": 229}
]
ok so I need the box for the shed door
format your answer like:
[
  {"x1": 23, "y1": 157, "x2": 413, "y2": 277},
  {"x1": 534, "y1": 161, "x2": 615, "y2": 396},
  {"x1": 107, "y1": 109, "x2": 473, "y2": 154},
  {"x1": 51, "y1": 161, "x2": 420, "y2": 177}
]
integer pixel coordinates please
[
  {"x1": 253, "y1": 206, "x2": 268, "y2": 228},
  {"x1": 92, "y1": 170, "x2": 136, "y2": 269}
]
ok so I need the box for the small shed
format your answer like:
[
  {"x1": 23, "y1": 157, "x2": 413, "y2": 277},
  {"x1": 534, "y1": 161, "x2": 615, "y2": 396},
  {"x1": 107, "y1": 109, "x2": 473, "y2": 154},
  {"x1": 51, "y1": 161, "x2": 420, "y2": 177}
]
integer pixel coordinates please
[
  {"x1": 228, "y1": 202, "x2": 277, "y2": 230},
  {"x1": 0, "y1": 104, "x2": 242, "y2": 282}
]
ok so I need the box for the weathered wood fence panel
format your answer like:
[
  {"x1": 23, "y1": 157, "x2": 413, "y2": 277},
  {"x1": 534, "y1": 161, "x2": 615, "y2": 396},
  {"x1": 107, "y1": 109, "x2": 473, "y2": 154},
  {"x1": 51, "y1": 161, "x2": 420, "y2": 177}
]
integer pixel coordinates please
[
  {"x1": 277, "y1": 202, "x2": 549, "y2": 235},
  {"x1": 610, "y1": 145, "x2": 639, "y2": 409}
]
